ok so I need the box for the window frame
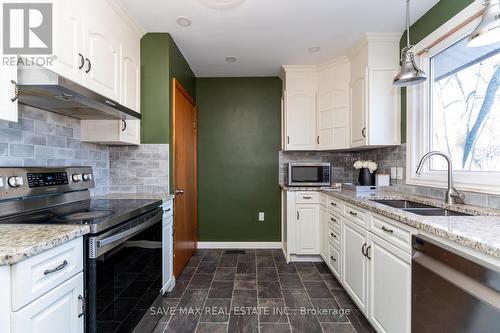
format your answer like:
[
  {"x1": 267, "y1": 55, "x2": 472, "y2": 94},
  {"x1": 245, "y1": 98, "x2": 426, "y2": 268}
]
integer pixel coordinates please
[{"x1": 406, "y1": 0, "x2": 500, "y2": 195}]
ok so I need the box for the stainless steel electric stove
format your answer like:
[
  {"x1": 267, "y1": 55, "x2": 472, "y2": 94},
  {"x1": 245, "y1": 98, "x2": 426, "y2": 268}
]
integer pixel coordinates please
[{"x1": 0, "y1": 167, "x2": 164, "y2": 333}]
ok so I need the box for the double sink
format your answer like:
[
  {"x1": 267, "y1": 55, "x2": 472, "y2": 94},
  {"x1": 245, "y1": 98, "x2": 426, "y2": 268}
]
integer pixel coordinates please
[{"x1": 372, "y1": 199, "x2": 472, "y2": 216}]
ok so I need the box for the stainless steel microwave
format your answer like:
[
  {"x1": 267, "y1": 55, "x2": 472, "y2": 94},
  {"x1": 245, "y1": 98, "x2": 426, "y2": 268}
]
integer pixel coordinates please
[{"x1": 285, "y1": 163, "x2": 331, "y2": 187}]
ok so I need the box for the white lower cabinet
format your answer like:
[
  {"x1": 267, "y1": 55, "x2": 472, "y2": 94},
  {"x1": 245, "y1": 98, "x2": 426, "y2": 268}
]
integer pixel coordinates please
[
  {"x1": 320, "y1": 206, "x2": 329, "y2": 260},
  {"x1": 328, "y1": 243, "x2": 341, "y2": 279},
  {"x1": 11, "y1": 273, "x2": 84, "y2": 333},
  {"x1": 367, "y1": 233, "x2": 411, "y2": 333},
  {"x1": 342, "y1": 218, "x2": 369, "y2": 313},
  {"x1": 295, "y1": 204, "x2": 320, "y2": 254}
]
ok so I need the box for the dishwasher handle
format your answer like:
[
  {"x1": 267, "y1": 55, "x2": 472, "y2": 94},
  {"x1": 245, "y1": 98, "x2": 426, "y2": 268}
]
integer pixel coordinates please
[{"x1": 413, "y1": 251, "x2": 500, "y2": 310}]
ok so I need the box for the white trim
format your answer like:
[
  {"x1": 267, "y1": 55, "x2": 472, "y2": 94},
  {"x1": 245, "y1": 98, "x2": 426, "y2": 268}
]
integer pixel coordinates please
[
  {"x1": 289, "y1": 254, "x2": 324, "y2": 262},
  {"x1": 197, "y1": 242, "x2": 282, "y2": 249},
  {"x1": 406, "y1": 0, "x2": 500, "y2": 195},
  {"x1": 161, "y1": 277, "x2": 175, "y2": 294}
]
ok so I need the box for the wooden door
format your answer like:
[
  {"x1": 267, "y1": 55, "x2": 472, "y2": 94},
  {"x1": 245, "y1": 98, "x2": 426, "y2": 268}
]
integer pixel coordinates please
[{"x1": 173, "y1": 79, "x2": 197, "y2": 277}]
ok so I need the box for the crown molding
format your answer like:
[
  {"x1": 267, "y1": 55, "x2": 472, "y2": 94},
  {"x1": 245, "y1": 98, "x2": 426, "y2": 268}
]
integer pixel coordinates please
[{"x1": 107, "y1": 0, "x2": 146, "y2": 37}]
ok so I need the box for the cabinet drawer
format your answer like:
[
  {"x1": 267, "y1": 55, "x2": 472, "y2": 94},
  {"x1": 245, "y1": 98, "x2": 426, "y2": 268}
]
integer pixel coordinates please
[
  {"x1": 343, "y1": 203, "x2": 367, "y2": 227},
  {"x1": 163, "y1": 199, "x2": 173, "y2": 218},
  {"x1": 328, "y1": 224, "x2": 341, "y2": 250},
  {"x1": 319, "y1": 193, "x2": 328, "y2": 207},
  {"x1": 328, "y1": 244, "x2": 341, "y2": 279},
  {"x1": 328, "y1": 197, "x2": 342, "y2": 214},
  {"x1": 370, "y1": 214, "x2": 414, "y2": 253},
  {"x1": 296, "y1": 192, "x2": 320, "y2": 204},
  {"x1": 11, "y1": 238, "x2": 83, "y2": 311},
  {"x1": 328, "y1": 211, "x2": 341, "y2": 232}
]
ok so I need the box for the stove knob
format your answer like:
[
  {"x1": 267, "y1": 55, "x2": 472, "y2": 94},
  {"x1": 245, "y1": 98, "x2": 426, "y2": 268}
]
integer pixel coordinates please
[
  {"x1": 72, "y1": 174, "x2": 82, "y2": 182},
  {"x1": 82, "y1": 173, "x2": 92, "y2": 182},
  {"x1": 8, "y1": 176, "x2": 23, "y2": 188}
]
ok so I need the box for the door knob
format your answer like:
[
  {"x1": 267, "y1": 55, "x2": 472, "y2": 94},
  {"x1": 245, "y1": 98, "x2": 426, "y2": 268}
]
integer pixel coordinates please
[{"x1": 175, "y1": 189, "x2": 184, "y2": 195}]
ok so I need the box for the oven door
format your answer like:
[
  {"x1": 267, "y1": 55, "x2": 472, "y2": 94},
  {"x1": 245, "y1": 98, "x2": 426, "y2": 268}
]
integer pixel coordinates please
[
  {"x1": 288, "y1": 163, "x2": 330, "y2": 186},
  {"x1": 85, "y1": 207, "x2": 162, "y2": 333}
]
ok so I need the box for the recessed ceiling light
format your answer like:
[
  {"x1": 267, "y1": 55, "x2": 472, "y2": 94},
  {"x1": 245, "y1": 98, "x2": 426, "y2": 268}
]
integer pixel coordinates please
[
  {"x1": 198, "y1": 0, "x2": 246, "y2": 9},
  {"x1": 225, "y1": 56, "x2": 237, "y2": 63},
  {"x1": 176, "y1": 16, "x2": 192, "y2": 27},
  {"x1": 309, "y1": 46, "x2": 321, "y2": 53}
]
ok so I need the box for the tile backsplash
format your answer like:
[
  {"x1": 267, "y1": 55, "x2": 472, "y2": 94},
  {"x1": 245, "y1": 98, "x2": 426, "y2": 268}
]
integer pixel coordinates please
[
  {"x1": 280, "y1": 144, "x2": 500, "y2": 210},
  {"x1": 0, "y1": 105, "x2": 110, "y2": 195},
  {"x1": 0, "y1": 106, "x2": 170, "y2": 196},
  {"x1": 109, "y1": 144, "x2": 169, "y2": 195}
]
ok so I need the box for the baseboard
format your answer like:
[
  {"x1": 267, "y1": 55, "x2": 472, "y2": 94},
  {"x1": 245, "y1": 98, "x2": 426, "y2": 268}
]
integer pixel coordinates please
[
  {"x1": 290, "y1": 254, "x2": 324, "y2": 262},
  {"x1": 197, "y1": 242, "x2": 282, "y2": 249}
]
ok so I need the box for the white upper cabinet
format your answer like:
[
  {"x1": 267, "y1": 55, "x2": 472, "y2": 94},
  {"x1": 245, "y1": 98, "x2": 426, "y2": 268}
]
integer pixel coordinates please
[
  {"x1": 284, "y1": 90, "x2": 317, "y2": 150},
  {"x1": 0, "y1": 4, "x2": 19, "y2": 122},
  {"x1": 51, "y1": 0, "x2": 84, "y2": 84},
  {"x1": 282, "y1": 59, "x2": 351, "y2": 151},
  {"x1": 81, "y1": 0, "x2": 121, "y2": 103},
  {"x1": 349, "y1": 33, "x2": 401, "y2": 148}
]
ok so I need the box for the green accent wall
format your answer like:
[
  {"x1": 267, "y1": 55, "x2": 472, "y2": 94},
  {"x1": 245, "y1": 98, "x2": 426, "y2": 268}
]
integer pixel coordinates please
[
  {"x1": 197, "y1": 78, "x2": 282, "y2": 241},
  {"x1": 140, "y1": 33, "x2": 196, "y2": 144},
  {"x1": 399, "y1": 0, "x2": 475, "y2": 142}
]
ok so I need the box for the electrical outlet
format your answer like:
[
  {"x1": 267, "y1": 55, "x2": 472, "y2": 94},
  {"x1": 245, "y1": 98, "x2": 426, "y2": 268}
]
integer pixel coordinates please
[
  {"x1": 390, "y1": 167, "x2": 397, "y2": 179},
  {"x1": 396, "y1": 167, "x2": 404, "y2": 180},
  {"x1": 259, "y1": 212, "x2": 265, "y2": 222}
]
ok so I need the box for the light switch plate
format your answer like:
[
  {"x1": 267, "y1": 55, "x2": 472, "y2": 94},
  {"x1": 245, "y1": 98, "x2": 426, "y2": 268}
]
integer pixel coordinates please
[
  {"x1": 259, "y1": 212, "x2": 265, "y2": 222},
  {"x1": 390, "y1": 167, "x2": 397, "y2": 179},
  {"x1": 396, "y1": 167, "x2": 404, "y2": 180}
]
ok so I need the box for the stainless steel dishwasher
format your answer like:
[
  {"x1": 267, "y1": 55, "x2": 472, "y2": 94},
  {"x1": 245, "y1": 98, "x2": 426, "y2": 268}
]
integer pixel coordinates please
[{"x1": 412, "y1": 236, "x2": 500, "y2": 333}]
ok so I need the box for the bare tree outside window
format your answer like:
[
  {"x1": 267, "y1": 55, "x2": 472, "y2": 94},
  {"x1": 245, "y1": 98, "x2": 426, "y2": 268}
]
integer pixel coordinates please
[{"x1": 430, "y1": 37, "x2": 500, "y2": 172}]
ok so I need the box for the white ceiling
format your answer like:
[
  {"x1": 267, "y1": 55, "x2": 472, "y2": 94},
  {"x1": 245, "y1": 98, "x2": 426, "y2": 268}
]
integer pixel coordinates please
[{"x1": 117, "y1": 0, "x2": 440, "y2": 77}]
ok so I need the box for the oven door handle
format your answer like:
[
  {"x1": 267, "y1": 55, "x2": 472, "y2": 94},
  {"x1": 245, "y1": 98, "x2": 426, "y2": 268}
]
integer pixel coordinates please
[{"x1": 97, "y1": 216, "x2": 159, "y2": 248}]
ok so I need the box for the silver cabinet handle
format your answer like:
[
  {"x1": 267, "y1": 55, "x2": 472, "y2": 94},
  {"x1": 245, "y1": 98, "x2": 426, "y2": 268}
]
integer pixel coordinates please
[
  {"x1": 85, "y1": 58, "x2": 91, "y2": 73},
  {"x1": 330, "y1": 256, "x2": 336, "y2": 262},
  {"x1": 10, "y1": 80, "x2": 19, "y2": 102},
  {"x1": 330, "y1": 233, "x2": 337, "y2": 238},
  {"x1": 302, "y1": 196, "x2": 312, "y2": 199},
  {"x1": 78, "y1": 53, "x2": 85, "y2": 69},
  {"x1": 330, "y1": 217, "x2": 337, "y2": 222},
  {"x1": 317, "y1": 136, "x2": 320, "y2": 144},
  {"x1": 381, "y1": 226, "x2": 394, "y2": 233},
  {"x1": 165, "y1": 208, "x2": 171, "y2": 212},
  {"x1": 366, "y1": 245, "x2": 372, "y2": 260},
  {"x1": 121, "y1": 119, "x2": 127, "y2": 131},
  {"x1": 330, "y1": 202, "x2": 337, "y2": 207},
  {"x1": 361, "y1": 243, "x2": 367, "y2": 256},
  {"x1": 362, "y1": 127, "x2": 366, "y2": 138},
  {"x1": 175, "y1": 189, "x2": 184, "y2": 195},
  {"x1": 349, "y1": 211, "x2": 358, "y2": 216},
  {"x1": 44, "y1": 260, "x2": 68, "y2": 275},
  {"x1": 287, "y1": 136, "x2": 290, "y2": 144},
  {"x1": 78, "y1": 295, "x2": 86, "y2": 318}
]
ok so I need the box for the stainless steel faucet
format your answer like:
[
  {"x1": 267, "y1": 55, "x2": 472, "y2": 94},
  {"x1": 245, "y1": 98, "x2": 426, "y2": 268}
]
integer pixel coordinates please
[{"x1": 416, "y1": 151, "x2": 465, "y2": 205}]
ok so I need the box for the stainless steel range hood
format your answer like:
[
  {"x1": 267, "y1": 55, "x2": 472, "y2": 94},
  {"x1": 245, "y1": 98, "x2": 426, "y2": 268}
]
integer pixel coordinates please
[{"x1": 17, "y1": 65, "x2": 141, "y2": 120}]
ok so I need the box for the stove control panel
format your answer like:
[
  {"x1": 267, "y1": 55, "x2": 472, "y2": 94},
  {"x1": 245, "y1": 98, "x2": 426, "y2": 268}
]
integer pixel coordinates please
[
  {"x1": 27, "y1": 172, "x2": 68, "y2": 188},
  {"x1": 0, "y1": 167, "x2": 94, "y2": 200}
]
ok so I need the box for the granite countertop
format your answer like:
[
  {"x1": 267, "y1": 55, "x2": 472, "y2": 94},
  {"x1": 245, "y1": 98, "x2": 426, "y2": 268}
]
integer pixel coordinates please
[
  {"x1": 281, "y1": 185, "x2": 500, "y2": 259},
  {"x1": 93, "y1": 192, "x2": 174, "y2": 201},
  {"x1": 0, "y1": 224, "x2": 90, "y2": 265}
]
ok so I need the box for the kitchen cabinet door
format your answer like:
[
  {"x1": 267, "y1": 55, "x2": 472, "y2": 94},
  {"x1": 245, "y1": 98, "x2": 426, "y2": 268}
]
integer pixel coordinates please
[
  {"x1": 350, "y1": 76, "x2": 367, "y2": 147},
  {"x1": 81, "y1": 119, "x2": 140, "y2": 145},
  {"x1": 119, "y1": 119, "x2": 141, "y2": 145},
  {"x1": 368, "y1": 233, "x2": 411, "y2": 333},
  {"x1": 51, "y1": 0, "x2": 84, "y2": 84},
  {"x1": 342, "y1": 218, "x2": 368, "y2": 314},
  {"x1": 317, "y1": 88, "x2": 350, "y2": 150},
  {"x1": 0, "y1": 3, "x2": 18, "y2": 123},
  {"x1": 121, "y1": 28, "x2": 140, "y2": 112},
  {"x1": 295, "y1": 204, "x2": 320, "y2": 255},
  {"x1": 162, "y1": 216, "x2": 174, "y2": 292},
  {"x1": 285, "y1": 91, "x2": 317, "y2": 151},
  {"x1": 11, "y1": 273, "x2": 84, "y2": 333},
  {"x1": 320, "y1": 206, "x2": 328, "y2": 260},
  {"x1": 82, "y1": 0, "x2": 121, "y2": 102}
]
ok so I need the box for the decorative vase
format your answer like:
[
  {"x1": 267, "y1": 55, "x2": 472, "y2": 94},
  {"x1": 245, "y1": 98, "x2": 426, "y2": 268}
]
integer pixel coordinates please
[{"x1": 358, "y1": 168, "x2": 376, "y2": 186}]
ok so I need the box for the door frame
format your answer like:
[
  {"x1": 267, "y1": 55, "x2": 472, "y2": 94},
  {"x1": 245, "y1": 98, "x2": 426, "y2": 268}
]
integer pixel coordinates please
[{"x1": 172, "y1": 78, "x2": 198, "y2": 276}]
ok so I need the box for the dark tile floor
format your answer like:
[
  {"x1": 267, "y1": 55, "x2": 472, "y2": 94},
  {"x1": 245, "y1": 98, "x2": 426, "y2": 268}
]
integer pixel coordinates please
[{"x1": 134, "y1": 249, "x2": 375, "y2": 333}]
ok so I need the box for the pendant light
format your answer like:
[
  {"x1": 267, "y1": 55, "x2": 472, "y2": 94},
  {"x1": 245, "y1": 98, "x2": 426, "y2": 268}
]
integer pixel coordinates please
[
  {"x1": 468, "y1": 0, "x2": 500, "y2": 47},
  {"x1": 393, "y1": 0, "x2": 427, "y2": 87}
]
